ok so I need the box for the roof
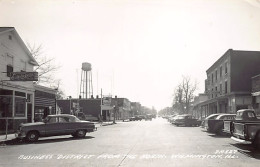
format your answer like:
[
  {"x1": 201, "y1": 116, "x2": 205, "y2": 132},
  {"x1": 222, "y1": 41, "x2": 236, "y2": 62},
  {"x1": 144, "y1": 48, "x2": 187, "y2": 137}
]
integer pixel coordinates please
[
  {"x1": 206, "y1": 49, "x2": 260, "y2": 73},
  {"x1": 237, "y1": 109, "x2": 255, "y2": 113},
  {"x1": 0, "y1": 27, "x2": 14, "y2": 33},
  {"x1": 0, "y1": 27, "x2": 38, "y2": 66}
]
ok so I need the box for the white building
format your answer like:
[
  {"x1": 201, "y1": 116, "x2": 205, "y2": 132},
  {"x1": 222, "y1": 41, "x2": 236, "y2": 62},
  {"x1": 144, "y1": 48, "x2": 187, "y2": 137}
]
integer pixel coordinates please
[{"x1": 0, "y1": 27, "x2": 38, "y2": 133}]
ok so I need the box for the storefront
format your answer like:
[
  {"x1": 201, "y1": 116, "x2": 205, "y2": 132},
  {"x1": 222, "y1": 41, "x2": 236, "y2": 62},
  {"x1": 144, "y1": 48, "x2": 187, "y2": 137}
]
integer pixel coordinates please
[
  {"x1": 34, "y1": 84, "x2": 57, "y2": 122},
  {"x1": 0, "y1": 85, "x2": 34, "y2": 134}
]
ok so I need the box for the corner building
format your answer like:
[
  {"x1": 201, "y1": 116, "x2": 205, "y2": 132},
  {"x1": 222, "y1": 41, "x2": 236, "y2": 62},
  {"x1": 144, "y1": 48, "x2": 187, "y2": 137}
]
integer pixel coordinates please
[{"x1": 199, "y1": 49, "x2": 260, "y2": 117}]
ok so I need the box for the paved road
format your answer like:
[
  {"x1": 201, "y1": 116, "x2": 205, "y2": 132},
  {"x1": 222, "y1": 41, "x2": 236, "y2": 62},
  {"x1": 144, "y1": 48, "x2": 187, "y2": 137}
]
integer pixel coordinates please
[{"x1": 0, "y1": 118, "x2": 260, "y2": 167}]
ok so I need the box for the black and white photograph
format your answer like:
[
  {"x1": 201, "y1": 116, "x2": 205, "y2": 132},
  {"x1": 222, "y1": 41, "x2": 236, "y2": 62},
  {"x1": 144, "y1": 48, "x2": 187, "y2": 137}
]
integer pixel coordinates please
[{"x1": 1, "y1": 0, "x2": 260, "y2": 166}]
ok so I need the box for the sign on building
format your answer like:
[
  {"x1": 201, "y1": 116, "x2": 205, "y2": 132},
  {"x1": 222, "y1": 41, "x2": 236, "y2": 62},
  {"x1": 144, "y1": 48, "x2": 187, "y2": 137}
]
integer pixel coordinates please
[
  {"x1": 102, "y1": 96, "x2": 112, "y2": 105},
  {"x1": 10, "y1": 72, "x2": 38, "y2": 81}
]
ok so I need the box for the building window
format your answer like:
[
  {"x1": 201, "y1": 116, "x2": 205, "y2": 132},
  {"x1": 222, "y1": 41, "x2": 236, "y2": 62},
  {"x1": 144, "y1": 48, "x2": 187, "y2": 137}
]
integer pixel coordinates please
[
  {"x1": 6, "y1": 54, "x2": 13, "y2": 77},
  {"x1": 15, "y1": 97, "x2": 26, "y2": 117},
  {"x1": 212, "y1": 73, "x2": 214, "y2": 84},
  {"x1": 6, "y1": 65, "x2": 13, "y2": 77},
  {"x1": 225, "y1": 81, "x2": 228, "y2": 94},
  {"x1": 8, "y1": 35, "x2": 12, "y2": 40},
  {"x1": 220, "y1": 66, "x2": 222, "y2": 77},
  {"x1": 0, "y1": 96, "x2": 13, "y2": 118},
  {"x1": 220, "y1": 84, "x2": 222, "y2": 94},
  {"x1": 20, "y1": 59, "x2": 26, "y2": 72},
  {"x1": 0, "y1": 89, "x2": 13, "y2": 118},
  {"x1": 215, "y1": 86, "x2": 218, "y2": 97},
  {"x1": 211, "y1": 88, "x2": 214, "y2": 98},
  {"x1": 215, "y1": 70, "x2": 217, "y2": 81},
  {"x1": 225, "y1": 62, "x2": 228, "y2": 74}
]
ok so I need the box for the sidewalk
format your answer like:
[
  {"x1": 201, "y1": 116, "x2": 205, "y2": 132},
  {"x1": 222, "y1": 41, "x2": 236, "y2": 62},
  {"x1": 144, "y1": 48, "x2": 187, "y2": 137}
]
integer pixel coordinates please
[{"x1": 0, "y1": 133, "x2": 16, "y2": 145}]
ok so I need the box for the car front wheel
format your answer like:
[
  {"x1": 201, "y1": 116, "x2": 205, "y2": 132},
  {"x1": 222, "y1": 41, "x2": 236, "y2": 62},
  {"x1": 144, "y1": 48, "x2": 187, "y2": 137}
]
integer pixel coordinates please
[
  {"x1": 76, "y1": 130, "x2": 86, "y2": 138},
  {"x1": 26, "y1": 131, "x2": 39, "y2": 142}
]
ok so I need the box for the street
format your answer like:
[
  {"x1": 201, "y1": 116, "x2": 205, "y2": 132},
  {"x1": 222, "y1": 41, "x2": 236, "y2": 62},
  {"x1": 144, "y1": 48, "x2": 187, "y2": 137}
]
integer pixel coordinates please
[{"x1": 0, "y1": 118, "x2": 260, "y2": 167}]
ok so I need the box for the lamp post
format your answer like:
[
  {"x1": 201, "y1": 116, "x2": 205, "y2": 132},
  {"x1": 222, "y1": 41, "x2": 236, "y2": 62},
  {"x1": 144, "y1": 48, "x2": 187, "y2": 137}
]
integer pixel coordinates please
[{"x1": 113, "y1": 95, "x2": 117, "y2": 124}]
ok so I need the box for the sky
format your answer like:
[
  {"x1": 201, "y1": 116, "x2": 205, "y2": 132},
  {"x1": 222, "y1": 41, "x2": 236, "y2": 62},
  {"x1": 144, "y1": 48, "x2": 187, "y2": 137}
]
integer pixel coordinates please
[{"x1": 1, "y1": 0, "x2": 260, "y2": 111}]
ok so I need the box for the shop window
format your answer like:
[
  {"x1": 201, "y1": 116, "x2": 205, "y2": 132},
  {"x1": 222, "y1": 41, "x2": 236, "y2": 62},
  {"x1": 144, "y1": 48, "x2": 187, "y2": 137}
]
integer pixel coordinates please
[
  {"x1": 15, "y1": 91, "x2": 26, "y2": 97},
  {"x1": 0, "y1": 96, "x2": 13, "y2": 118},
  {"x1": 0, "y1": 89, "x2": 13, "y2": 95},
  {"x1": 15, "y1": 97, "x2": 26, "y2": 117}
]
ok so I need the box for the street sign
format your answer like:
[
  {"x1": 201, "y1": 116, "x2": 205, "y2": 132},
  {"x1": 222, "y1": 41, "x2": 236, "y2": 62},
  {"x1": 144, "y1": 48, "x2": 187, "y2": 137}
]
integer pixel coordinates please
[{"x1": 10, "y1": 72, "x2": 38, "y2": 81}]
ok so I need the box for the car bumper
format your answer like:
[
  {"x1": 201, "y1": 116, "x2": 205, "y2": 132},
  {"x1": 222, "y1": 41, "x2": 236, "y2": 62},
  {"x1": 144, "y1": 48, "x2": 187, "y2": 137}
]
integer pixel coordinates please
[
  {"x1": 231, "y1": 136, "x2": 251, "y2": 144},
  {"x1": 15, "y1": 131, "x2": 26, "y2": 139}
]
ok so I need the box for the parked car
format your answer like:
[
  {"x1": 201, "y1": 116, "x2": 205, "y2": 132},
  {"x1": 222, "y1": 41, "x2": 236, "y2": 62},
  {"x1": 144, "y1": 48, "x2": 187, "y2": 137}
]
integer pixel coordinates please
[
  {"x1": 200, "y1": 113, "x2": 222, "y2": 128},
  {"x1": 145, "y1": 114, "x2": 153, "y2": 121},
  {"x1": 169, "y1": 115, "x2": 179, "y2": 124},
  {"x1": 15, "y1": 114, "x2": 96, "y2": 142},
  {"x1": 223, "y1": 109, "x2": 260, "y2": 135},
  {"x1": 204, "y1": 114, "x2": 236, "y2": 135},
  {"x1": 224, "y1": 109, "x2": 260, "y2": 149},
  {"x1": 129, "y1": 116, "x2": 142, "y2": 121},
  {"x1": 172, "y1": 114, "x2": 201, "y2": 126}
]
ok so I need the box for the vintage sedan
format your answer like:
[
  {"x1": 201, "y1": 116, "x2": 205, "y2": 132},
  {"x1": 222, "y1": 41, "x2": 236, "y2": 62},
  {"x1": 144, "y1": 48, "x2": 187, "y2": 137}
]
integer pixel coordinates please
[
  {"x1": 15, "y1": 114, "x2": 96, "y2": 142},
  {"x1": 129, "y1": 116, "x2": 143, "y2": 121},
  {"x1": 172, "y1": 114, "x2": 201, "y2": 126},
  {"x1": 204, "y1": 114, "x2": 236, "y2": 135}
]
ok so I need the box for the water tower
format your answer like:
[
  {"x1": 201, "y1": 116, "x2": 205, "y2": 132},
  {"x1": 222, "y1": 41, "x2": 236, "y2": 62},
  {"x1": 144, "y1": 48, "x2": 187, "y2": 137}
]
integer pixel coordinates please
[{"x1": 80, "y1": 62, "x2": 93, "y2": 99}]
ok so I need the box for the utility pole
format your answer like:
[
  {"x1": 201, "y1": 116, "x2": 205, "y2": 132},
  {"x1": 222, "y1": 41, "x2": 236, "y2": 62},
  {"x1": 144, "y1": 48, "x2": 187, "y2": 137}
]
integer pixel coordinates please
[{"x1": 113, "y1": 95, "x2": 117, "y2": 124}]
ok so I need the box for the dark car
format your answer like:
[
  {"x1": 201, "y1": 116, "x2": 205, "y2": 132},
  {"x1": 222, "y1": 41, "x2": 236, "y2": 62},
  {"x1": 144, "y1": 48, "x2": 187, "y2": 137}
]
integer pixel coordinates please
[
  {"x1": 200, "y1": 113, "x2": 223, "y2": 128},
  {"x1": 15, "y1": 114, "x2": 96, "y2": 142},
  {"x1": 204, "y1": 114, "x2": 236, "y2": 135},
  {"x1": 129, "y1": 116, "x2": 143, "y2": 121},
  {"x1": 172, "y1": 114, "x2": 201, "y2": 126},
  {"x1": 145, "y1": 114, "x2": 153, "y2": 121}
]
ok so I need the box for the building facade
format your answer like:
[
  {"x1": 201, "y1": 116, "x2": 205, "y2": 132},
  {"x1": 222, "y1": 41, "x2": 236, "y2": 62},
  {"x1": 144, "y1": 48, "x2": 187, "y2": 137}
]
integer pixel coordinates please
[
  {"x1": 0, "y1": 27, "x2": 38, "y2": 133},
  {"x1": 252, "y1": 74, "x2": 260, "y2": 115},
  {"x1": 34, "y1": 84, "x2": 57, "y2": 122},
  {"x1": 197, "y1": 49, "x2": 260, "y2": 119}
]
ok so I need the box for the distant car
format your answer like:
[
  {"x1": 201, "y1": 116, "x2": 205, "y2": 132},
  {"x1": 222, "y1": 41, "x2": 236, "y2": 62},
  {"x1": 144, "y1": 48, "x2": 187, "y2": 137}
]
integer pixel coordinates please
[
  {"x1": 169, "y1": 115, "x2": 178, "y2": 123},
  {"x1": 172, "y1": 114, "x2": 201, "y2": 126},
  {"x1": 145, "y1": 114, "x2": 153, "y2": 121},
  {"x1": 15, "y1": 114, "x2": 96, "y2": 142},
  {"x1": 129, "y1": 116, "x2": 142, "y2": 121}
]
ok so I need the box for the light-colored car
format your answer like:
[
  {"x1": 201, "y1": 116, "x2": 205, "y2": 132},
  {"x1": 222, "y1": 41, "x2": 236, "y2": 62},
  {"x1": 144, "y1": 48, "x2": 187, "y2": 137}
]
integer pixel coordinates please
[{"x1": 15, "y1": 114, "x2": 96, "y2": 142}]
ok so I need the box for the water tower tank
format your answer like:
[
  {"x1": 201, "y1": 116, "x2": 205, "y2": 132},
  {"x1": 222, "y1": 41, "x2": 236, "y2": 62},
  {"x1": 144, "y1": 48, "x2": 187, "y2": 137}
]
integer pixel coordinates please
[{"x1": 82, "y1": 62, "x2": 92, "y2": 71}]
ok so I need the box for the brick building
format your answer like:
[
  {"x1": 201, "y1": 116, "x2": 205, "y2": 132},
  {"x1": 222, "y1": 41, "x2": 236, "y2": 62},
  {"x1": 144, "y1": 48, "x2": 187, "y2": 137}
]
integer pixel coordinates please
[{"x1": 196, "y1": 49, "x2": 260, "y2": 119}]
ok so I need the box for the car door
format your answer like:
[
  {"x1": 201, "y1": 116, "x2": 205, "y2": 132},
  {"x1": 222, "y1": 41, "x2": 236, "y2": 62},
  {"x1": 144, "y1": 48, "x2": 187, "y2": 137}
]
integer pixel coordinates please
[
  {"x1": 44, "y1": 116, "x2": 70, "y2": 136},
  {"x1": 44, "y1": 116, "x2": 60, "y2": 136},
  {"x1": 58, "y1": 116, "x2": 73, "y2": 135}
]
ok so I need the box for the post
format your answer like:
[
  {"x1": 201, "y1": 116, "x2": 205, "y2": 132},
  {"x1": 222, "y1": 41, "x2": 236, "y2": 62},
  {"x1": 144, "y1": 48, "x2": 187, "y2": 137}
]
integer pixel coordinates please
[
  {"x1": 100, "y1": 89, "x2": 102, "y2": 116},
  {"x1": 5, "y1": 118, "x2": 8, "y2": 140},
  {"x1": 113, "y1": 95, "x2": 117, "y2": 124}
]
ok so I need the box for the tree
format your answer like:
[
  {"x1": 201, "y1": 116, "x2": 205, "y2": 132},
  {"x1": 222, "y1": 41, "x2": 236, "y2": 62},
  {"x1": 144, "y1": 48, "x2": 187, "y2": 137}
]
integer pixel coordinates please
[
  {"x1": 172, "y1": 76, "x2": 197, "y2": 114},
  {"x1": 27, "y1": 43, "x2": 60, "y2": 86},
  {"x1": 27, "y1": 43, "x2": 65, "y2": 99}
]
